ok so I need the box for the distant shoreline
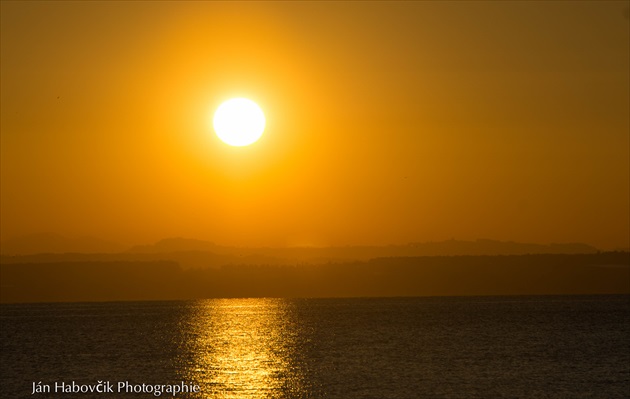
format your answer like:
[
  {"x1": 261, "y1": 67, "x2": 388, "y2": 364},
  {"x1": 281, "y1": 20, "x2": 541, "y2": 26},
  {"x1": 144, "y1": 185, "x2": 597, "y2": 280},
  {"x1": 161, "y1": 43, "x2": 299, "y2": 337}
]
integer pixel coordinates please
[{"x1": 2, "y1": 252, "x2": 628, "y2": 304}]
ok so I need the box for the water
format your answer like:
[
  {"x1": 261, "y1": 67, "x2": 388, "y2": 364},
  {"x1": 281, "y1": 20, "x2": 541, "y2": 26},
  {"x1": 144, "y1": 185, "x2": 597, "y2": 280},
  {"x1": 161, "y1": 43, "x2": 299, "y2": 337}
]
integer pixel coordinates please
[{"x1": 1, "y1": 296, "x2": 629, "y2": 398}]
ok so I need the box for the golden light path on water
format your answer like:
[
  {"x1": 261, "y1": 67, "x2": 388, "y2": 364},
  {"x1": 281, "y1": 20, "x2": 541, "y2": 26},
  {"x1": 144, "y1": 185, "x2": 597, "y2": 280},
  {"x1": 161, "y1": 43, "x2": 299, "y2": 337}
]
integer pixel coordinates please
[{"x1": 178, "y1": 299, "x2": 305, "y2": 399}]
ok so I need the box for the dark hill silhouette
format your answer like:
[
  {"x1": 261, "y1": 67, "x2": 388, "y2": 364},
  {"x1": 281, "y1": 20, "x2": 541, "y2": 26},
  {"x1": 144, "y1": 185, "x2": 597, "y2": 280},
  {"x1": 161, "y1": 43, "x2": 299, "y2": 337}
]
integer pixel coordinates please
[
  {"x1": 0, "y1": 261, "x2": 182, "y2": 303},
  {"x1": 1, "y1": 251, "x2": 239, "y2": 269},
  {"x1": 1, "y1": 252, "x2": 627, "y2": 303},
  {"x1": 129, "y1": 237, "x2": 221, "y2": 253},
  {"x1": 1, "y1": 236, "x2": 600, "y2": 269},
  {"x1": 125, "y1": 237, "x2": 598, "y2": 265}
]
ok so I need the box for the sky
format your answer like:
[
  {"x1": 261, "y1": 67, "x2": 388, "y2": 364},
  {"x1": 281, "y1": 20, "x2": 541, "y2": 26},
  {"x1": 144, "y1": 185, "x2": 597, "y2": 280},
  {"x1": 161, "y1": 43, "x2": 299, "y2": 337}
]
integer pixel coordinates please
[{"x1": 1, "y1": 1, "x2": 629, "y2": 250}]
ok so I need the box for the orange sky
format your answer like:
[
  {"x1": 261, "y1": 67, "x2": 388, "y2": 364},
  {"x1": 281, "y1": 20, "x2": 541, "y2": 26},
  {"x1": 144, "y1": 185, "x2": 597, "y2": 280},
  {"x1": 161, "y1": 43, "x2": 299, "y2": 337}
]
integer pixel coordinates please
[{"x1": 1, "y1": 1, "x2": 628, "y2": 249}]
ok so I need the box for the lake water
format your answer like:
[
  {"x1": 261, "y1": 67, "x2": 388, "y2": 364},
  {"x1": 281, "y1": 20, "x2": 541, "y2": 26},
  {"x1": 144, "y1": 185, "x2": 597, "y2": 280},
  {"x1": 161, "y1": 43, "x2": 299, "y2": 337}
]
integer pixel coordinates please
[{"x1": 1, "y1": 296, "x2": 629, "y2": 398}]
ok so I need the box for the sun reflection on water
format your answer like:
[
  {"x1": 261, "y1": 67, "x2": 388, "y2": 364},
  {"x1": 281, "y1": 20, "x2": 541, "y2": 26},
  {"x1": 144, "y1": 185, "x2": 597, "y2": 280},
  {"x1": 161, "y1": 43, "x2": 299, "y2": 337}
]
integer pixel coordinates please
[{"x1": 178, "y1": 298, "x2": 304, "y2": 399}]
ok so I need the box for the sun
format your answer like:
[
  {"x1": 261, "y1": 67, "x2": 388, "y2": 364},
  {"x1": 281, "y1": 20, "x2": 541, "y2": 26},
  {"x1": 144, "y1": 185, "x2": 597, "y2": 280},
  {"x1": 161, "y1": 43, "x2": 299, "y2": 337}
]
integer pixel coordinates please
[{"x1": 213, "y1": 98, "x2": 266, "y2": 147}]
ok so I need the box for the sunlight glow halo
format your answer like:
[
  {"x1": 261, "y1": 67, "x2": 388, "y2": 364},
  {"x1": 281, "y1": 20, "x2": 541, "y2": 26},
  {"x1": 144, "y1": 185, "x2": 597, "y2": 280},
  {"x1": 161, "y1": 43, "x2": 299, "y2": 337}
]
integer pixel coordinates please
[{"x1": 213, "y1": 98, "x2": 266, "y2": 147}]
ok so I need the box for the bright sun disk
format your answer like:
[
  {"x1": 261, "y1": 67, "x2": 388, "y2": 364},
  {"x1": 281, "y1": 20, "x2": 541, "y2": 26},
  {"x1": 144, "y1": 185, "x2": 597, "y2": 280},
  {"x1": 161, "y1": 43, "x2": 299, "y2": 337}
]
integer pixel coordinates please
[{"x1": 213, "y1": 98, "x2": 266, "y2": 147}]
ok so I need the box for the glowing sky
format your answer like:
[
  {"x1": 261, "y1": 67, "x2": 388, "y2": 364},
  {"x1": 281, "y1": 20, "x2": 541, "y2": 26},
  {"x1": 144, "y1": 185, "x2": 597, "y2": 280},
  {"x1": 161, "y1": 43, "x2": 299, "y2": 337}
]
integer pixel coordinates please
[{"x1": 1, "y1": 1, "x2": 628, "y2": 249}]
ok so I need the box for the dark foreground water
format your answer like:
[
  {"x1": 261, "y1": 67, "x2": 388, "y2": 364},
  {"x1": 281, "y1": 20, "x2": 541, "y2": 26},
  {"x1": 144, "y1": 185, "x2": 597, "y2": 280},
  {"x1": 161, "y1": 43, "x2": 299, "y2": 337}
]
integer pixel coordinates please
[{"x1": 1, "y1": 296, "x2": 629, "y2": 398}]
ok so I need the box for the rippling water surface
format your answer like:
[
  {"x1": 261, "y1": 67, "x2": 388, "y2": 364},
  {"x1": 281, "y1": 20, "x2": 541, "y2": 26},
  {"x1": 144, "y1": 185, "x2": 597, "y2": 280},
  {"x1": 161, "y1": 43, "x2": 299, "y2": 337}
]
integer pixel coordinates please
[{"x1": 2, "y1": 296, "x2": 629, "y2": 398}]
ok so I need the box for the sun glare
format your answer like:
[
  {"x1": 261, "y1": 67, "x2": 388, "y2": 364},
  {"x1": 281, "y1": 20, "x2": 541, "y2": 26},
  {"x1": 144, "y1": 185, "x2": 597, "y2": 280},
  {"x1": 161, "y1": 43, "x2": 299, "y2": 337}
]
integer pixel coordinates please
[{"x1": 213, "y1": 98, "x2": 266, "y2": 147}]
